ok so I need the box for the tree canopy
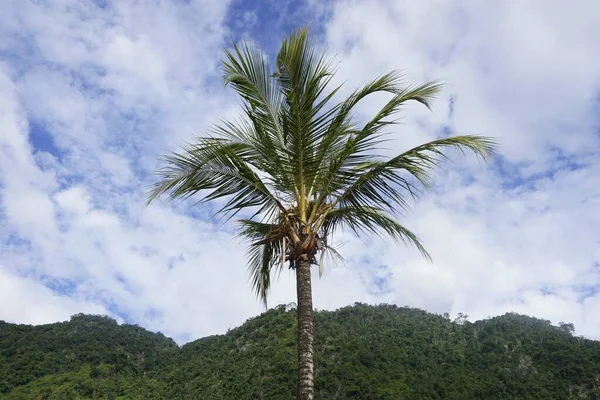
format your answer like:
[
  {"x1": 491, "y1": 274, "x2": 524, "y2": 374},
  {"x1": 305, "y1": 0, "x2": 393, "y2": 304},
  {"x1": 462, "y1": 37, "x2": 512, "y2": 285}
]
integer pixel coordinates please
[{"x1": 1, "y1": 305, "x2": 599, "y2": 399}]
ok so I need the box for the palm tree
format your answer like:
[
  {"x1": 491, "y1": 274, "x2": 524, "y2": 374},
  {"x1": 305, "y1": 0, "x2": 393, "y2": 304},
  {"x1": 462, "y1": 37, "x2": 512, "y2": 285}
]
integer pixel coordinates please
[{"x1": 148, "y1": 28, "x2": 496, "y2": 400}]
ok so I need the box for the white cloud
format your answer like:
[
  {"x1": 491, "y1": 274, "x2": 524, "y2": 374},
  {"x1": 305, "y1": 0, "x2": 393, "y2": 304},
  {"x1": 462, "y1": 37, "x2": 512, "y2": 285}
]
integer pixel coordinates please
[
  {"x1": 0, "y1": 266, "x2": 108, "y2": 325},
  {"x1": 0, "y1": 0, "x2": 599, "y2": 345},
  {"x1": 320, "y1": 0, "x2": 600, "y2": 337},
  {"x1": 54, "y1": 186, "x2": 91, "y2": 214}
]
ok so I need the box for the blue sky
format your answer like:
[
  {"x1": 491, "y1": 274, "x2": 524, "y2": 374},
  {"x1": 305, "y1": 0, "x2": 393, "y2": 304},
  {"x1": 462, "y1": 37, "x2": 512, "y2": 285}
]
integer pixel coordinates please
[{"x1": 1, "y1": 0, "x2": 600, "y2": 343}]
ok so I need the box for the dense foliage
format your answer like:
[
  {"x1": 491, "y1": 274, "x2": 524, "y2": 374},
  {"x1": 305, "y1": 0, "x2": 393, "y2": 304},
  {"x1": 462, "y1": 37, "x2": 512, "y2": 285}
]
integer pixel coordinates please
[{"x1": 1, "y1": 305, "x2": 599, "y2": 399}]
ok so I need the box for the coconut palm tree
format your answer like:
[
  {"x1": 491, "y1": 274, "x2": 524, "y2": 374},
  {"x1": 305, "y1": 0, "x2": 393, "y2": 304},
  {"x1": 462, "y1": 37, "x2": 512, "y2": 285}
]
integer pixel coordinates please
[{"x1": 147, "y1": 28, "x2": 496, "y2": 400}]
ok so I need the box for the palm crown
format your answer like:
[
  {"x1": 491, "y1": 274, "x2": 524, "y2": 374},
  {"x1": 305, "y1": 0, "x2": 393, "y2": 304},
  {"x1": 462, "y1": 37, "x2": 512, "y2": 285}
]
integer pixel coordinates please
[{"x1": 148, "y1": 28, "x2": 496, "y2": 306}]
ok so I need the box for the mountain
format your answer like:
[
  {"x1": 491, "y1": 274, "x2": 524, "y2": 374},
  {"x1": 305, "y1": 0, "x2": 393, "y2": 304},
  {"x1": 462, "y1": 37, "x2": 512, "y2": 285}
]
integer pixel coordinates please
[{"x1": 0, "y1": 304, "x2": 599, "y2": 399}]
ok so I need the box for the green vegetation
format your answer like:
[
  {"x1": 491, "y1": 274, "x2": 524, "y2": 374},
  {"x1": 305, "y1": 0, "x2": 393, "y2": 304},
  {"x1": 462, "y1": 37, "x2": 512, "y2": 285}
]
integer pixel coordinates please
[{"x1": 1, "y1": 304, "x2": 599, "y2": 399}]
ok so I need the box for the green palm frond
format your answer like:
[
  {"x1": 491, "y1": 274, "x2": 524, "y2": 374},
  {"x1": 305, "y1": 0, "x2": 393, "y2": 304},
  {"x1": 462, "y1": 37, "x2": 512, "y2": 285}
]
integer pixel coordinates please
[
  {"x1": 307, "y1": 79, "x2": 447, "y2": 219},
  {"x1": 306, "y1": 71, "x2": 409, "y2": 195},
  {"x1": 146, "y1": 138, "x2": 286, "y2": 220},
  {"x1": 237, "y1": 219, "x2": 281, "y2": 242},
  {"x1": 330, "y1": 135, "x2": 497, "y2": 215},
  {"x1": 246, "y1": 239, "x2": 279, "y2": 308},
  {"x1": 321, "y1": 206, "x2": 431, "y2": 262},
  {"x1": 239, "y1": 218, "x2": 288, "y2": 306},
  {"x1": 360, "y1": 81, "x2": 442, "y2": 137},
  {"x1": 274, "y1": 27, "x2": 339, "y2": 214},
  {"x1": 221, "y1": 42, "x2": 297, "y2": 194}
]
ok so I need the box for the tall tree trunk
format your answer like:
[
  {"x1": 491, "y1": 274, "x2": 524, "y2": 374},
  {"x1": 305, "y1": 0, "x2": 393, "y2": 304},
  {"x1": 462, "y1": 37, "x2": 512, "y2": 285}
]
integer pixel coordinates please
[{"x1": 296, "y1": 254, "x2": 314, "y2": 400}]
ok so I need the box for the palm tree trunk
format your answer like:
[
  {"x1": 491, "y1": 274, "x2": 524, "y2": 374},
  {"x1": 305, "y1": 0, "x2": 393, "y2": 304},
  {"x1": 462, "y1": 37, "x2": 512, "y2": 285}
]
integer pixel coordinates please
[{"x1": 296, "y1": 254, "x2": 314, "y2": 400}]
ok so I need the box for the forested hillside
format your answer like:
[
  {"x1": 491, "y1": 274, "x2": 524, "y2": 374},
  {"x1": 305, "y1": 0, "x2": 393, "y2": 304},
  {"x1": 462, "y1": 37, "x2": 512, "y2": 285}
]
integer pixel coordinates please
[{"x1": 1, "y1": 304, "x2": 598, "y2": 399}]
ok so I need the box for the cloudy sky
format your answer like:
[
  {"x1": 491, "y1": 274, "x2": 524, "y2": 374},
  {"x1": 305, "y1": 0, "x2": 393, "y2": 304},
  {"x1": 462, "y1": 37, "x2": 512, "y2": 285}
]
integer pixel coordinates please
[{"x1": 1, "y1": 0, "x2": 599, "y2": 344}]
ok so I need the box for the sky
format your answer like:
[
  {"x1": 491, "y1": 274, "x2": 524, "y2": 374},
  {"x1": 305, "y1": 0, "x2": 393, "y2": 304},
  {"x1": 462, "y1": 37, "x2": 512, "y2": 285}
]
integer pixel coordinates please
[{"x1": 0, "y1": 0, "x2": 599, "y2": 344}]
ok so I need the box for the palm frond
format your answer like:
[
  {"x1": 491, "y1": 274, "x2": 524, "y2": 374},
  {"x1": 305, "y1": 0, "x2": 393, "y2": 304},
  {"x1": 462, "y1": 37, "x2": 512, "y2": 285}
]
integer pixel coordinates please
[
  {"x1": 146, "y1": 138, "x2": 286, "y2": 221},
  {"x1": 238, "y1": 218, "x2": 290, "y2": 306},
  {"x1": 307, "y1": 71, "x2": 407, "y2": 194},
  {"x1": 222, "y1": 39, "x2": 298, "y2": 197},
  {"x1": 321, "y1": 206, "x2": 431, "y2": 261},
  {"x1": 359, "y1": 81, "x2": 442, "y2": 141},
  {"x1": 246, "y1": 240, "x2": 277, "y2": 308},
  {"x1": 308, "y1": 79, "x2": 446, "y2": 218},
  {"x1": 330, "y1": 135, "x2": 497, "y2": 215},
  {"x1": 274, "y1": 27, "x2": 339, "y2": 218},
  {"x1": 240, "y1": 218, "x2": 288, "y2": 307},
  {"x1": 237, "y1": 219, "x2": 280, "y2": 241}
]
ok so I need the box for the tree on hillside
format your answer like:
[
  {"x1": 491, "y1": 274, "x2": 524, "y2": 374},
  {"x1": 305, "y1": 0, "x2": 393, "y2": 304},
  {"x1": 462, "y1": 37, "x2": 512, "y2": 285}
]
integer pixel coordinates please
[{"x1": 147, "y1": 28, "x2": 496, "y2": 400}]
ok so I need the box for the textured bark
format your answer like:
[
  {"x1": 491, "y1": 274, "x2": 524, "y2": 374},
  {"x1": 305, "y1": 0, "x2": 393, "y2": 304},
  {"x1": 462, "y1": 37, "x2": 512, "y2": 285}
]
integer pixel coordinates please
[{"x1": 296, "y1": 254, "x2": 314, "y2": 400}]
